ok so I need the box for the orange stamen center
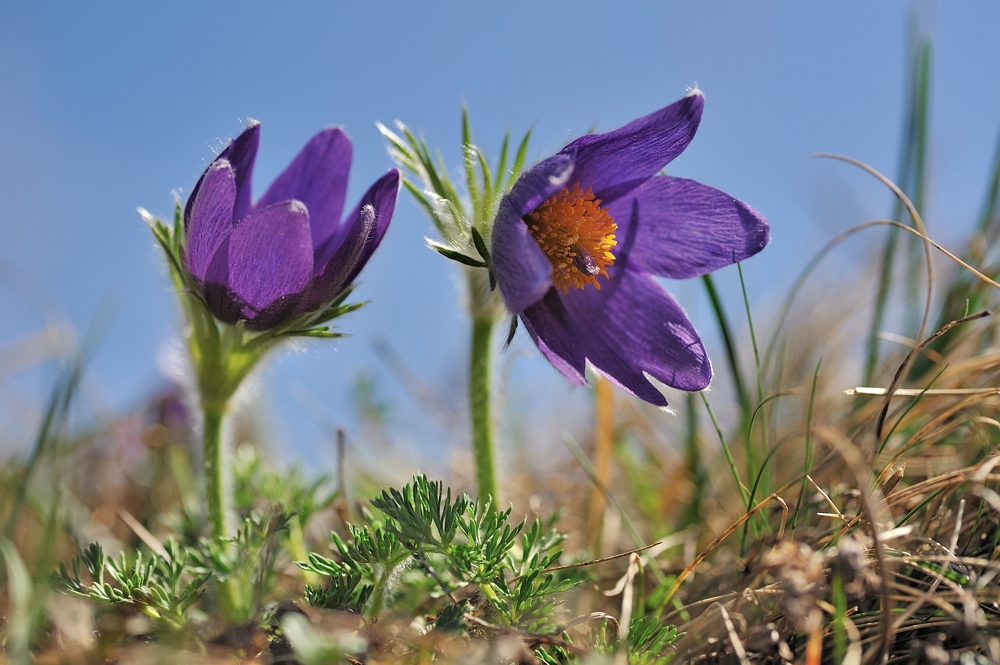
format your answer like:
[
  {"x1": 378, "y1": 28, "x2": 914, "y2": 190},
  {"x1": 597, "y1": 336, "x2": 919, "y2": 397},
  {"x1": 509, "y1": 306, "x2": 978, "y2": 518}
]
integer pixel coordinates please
[{"x1": 524, "y1": 184, "x2": 617, "y2": 293}]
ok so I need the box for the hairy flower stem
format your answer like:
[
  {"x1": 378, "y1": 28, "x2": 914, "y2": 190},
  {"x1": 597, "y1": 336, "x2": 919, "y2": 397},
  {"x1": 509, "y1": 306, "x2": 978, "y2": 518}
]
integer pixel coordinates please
[
  {"x1": 369, "y1": 560, "x2": 404, "y2": 618},
  {"x1": 191, "y1": 323, "x2": 263, "y2": 622},
  {"x1": 469, "y1": 315, "x2": 498, "y2": 507},
  {"x1": 193, "y1": 325, "x2": 235, "y2": 541},
  {"x1": 199, "y1": 390, "x2": 244, "y2": 620},
  {"x1": 192, "y1": 324, "x2": 260, "y2": 537},
  {"x1": 202, "y1": 403, "x2": 229, "y2": 540}
]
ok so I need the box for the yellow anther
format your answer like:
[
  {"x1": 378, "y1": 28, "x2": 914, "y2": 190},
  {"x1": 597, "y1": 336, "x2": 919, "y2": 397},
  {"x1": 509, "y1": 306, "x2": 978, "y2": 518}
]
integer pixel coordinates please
[{"x1": 524, "y1": 184, "x2": 617, "y2": 292}]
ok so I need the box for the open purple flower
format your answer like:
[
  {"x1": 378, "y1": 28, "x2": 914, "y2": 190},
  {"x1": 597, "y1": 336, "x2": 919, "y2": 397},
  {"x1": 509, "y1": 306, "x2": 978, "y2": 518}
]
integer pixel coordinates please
[
  {"x1": 182, "y1": 120, "x2": 400, "y2": 330},
  {"x1": 491, "y1": 92, "x2": 769, "y2": 406}
]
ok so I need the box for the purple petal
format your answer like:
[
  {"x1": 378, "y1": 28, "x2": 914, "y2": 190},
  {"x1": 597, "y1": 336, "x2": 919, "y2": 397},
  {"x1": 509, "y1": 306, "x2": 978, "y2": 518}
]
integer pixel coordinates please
[
  {"x1": 223, "y1": 120, "x2": 262, "y2": 222},
  {"x1": 303, "y1": 169, "x2": 400, "y2": 310},
  {"x1": 519, "y1": 290, "x2": 588, "y2": 386},
  {"x1": 300, "y1": 205, "x2": 376, "y2": 313},
  {"x1": 527, "y1": 268, "x2": 711, "y2": 405},
  {"x1": 607, "y1": 176, "x2": 770, "y2": 279},
  {"x1": 184, "y1": 121, "x2": 260, "y2": 228},
  {"x1": 257, "y1": 128, "x2": 353, "y2": 252},
  {"x1": 316, "y1": 169, "x2": 400, "y2": 274},
  {"x1": 203, "y1": 200, "x2": 313, "y2": 327},
  {"x1": 506, "y1": 151, "x2": 576, "y2": 216},
  {"x1": 183, "y1": 160, "x2": 236, "y2": 282},
  {"x1": 565, "y1": 92, "x2": 703, "y2": 204},
  {"x1": 491, "y1": 153, "x2": 575, "y2": 314}
]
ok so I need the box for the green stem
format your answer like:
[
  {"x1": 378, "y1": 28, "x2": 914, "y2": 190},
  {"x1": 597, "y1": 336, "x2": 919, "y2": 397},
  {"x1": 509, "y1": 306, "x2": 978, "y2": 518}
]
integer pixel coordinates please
[
  {"x1": 201, "y1": 396, "x2": 241, "y2": 621},
  {"x1": 865, "y1": 34, "x2": 931, "y2": 384},
  {"x1": 202, "y1": 402, "x2": 229, "y2": 540},
  {"x1": 369, "y1": 559, "x2": 405, "y2": 618},
  {"x1": 792, "y1": 359, "x2": 822, "y2": 534},
  {"x1": 701, "y1": 274, "x2": 749, "y2": 413},
  {"x1": 469, "y1": 315, "x2": 498, "y2": 507},
  {"x1": 737, "y1": 263, "x2": 767, "y2": 497},
  {"x1": 681, "y1": 392, "x2": 703, "y2": 529}
]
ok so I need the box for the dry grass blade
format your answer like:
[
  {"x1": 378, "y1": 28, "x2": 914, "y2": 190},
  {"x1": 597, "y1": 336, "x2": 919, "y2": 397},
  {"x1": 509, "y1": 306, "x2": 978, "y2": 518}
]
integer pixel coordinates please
[
  {"x1": 618, "y1": 553, "x2": 639, "y2": 642},
  {"x1": 512, "y1": 541, "x2": 660, "y2": 584},
  {"x1": 847, "y1": 387, "x2": 1000, "y2": 396},
  {"x1": 116, "y1": 507, "x2": 170, "y2": 561},
  {"x1": 873, "y1": 310, "x2": 992, "y2": 444},
  {"x1": 718, "y1": 603, "x2": 751, "y2": 665}
]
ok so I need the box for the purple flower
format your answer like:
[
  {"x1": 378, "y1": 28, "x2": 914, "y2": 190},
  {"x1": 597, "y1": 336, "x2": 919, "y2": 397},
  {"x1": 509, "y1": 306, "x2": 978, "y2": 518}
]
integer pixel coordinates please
[
  {"x1": 491, "y1": 92, "x2": 769, "y2": 406},
  {"x1": 182, "y1": 121, "x2": 400, "y2": 330}
]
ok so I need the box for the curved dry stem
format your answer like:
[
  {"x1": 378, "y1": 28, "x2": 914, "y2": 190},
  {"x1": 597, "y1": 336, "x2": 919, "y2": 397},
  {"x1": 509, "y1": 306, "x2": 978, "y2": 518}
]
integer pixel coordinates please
[
  {"x1": 868, "y1": 220, "x2": 1000, "y2": 290},
  {"x1": 766, "y1": 214, "x2": 999, "y2": 448},
  {"x1": 763, "y1": 216, "x2": 958, "y2": 375},
  {"x1": 812, "y1": 153, "x2": 935, "y2": 341},
  {"x1": 872, "y1": 309, "x2": 992, "y2": 447},
  {"x1": 813, "y1": 155, "x2": 935, "y2": 452}
]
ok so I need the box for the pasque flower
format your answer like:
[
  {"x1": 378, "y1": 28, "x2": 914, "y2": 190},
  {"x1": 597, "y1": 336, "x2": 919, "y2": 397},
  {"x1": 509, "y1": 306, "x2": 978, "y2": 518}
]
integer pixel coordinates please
[
  {"x1": 141, "y1": 119, "x2": 401, "y2": 617},
  {"x1": 491, "y1": 91, "x2": 769, "y2": 406},
  {"x1": 182, "y1": 120, "x2": 400, "y2": 330}
]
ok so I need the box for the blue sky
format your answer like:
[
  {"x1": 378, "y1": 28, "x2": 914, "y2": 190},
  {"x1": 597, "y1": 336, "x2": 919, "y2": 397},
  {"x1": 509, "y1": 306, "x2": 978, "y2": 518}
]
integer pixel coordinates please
[{"x1": 1, "y1": 2, "x2": 999, "y2": 466}]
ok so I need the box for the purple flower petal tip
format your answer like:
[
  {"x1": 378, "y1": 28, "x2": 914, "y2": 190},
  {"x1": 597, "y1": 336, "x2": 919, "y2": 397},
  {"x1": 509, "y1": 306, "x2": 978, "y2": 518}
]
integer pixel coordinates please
[
  {"x1": 303, "y1": 168, "x2": 400, "y2": 311},
  {"x1": 564, "y1": 92, "x2": 704, "y2": 204},
  {"x1": 258, "y1": 126, "x2": 353, "y2": 251},
  {"x1": 492, "y1": 92, "x2": 767, "y2": 406},
  {"x1": 181, "y1": 122, "x2": 399, "y2": 330}
]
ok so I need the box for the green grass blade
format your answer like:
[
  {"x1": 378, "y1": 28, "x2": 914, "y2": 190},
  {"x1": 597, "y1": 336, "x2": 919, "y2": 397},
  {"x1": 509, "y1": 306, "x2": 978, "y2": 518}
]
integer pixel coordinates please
[
  {"x1": 915, "y1": 119, "x2": 1000, "y2": 372},
  {"x1": 701, "y1": 274, "x2": 749, "y2": 413},
  {"x1": 562, "y1": 433, "x2": 665, "y2": 584},
  {"x1": 681, "y1": 392, "x2": 704, "y2": 529},
  {"x1": 864, "y1": 32, "x2": 931, "y2": 384},
  {"x1": 3, "y1": 308, "x2": 109, "y2": 538},
  {"x1": 902, "y1": 40, "x2": 932, "y2": 333},
  {"x1": 977, "y1": 124, "x2": 1000, "y2": 234},
  {"x1": 737, "y1": 263, "x2": 767, "y2": 494},
  {"x1": 875, "y1": 365, "x2": 946, "y2": 470},
  {"x1": 1, "y1": 540, "x2": 37, "y2": 665},
  {"x1": 791, "y1": 359, "x2": 822, "y2": 534},
  {"x1": 700, "y1": 393, "x2": 749, "y2": 509},
  {"x1": 742, "y1": 431, "x2": 793, "y2": 555},
  {"x1": 4, "y1": 360, "x2": 81, "y2": 539}
]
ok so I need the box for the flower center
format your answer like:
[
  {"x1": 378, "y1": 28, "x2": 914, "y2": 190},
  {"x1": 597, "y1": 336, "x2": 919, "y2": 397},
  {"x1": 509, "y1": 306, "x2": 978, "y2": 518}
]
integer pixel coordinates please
[{"x1": 524, "y1": 184, "x2": 617, "y2": 293}]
